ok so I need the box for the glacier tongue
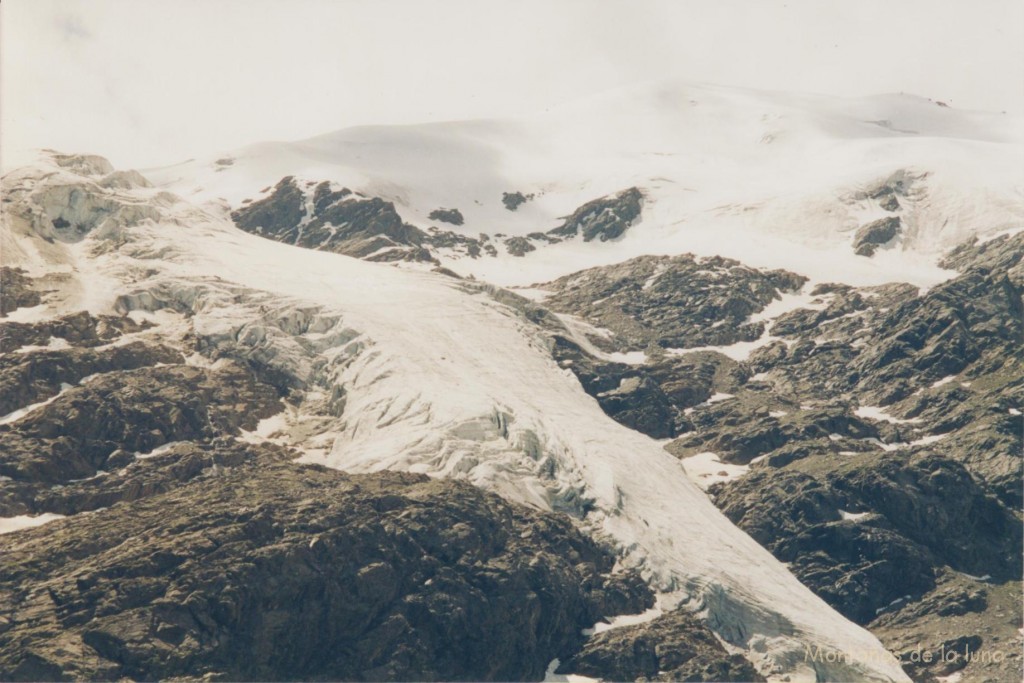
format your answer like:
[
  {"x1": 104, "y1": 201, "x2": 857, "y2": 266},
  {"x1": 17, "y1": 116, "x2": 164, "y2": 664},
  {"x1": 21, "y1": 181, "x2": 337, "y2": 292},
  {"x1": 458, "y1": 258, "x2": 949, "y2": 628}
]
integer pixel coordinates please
[{"x1": 2, "y1": 155, "x2": 909, "y2": 682}]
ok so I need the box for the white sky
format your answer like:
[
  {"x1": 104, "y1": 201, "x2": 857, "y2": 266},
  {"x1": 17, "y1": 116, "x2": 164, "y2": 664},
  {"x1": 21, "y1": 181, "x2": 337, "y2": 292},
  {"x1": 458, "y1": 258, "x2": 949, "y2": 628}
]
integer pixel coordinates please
[{"x1": 2, "y1": 0, "x2": 1022, "y2": 169}]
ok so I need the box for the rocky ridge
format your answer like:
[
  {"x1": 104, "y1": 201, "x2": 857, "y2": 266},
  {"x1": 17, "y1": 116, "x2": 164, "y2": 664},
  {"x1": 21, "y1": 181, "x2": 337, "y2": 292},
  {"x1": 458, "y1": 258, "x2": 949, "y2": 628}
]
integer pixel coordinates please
[{"x1": 230, "y1": 178, "x2": 645, "y2": 262}]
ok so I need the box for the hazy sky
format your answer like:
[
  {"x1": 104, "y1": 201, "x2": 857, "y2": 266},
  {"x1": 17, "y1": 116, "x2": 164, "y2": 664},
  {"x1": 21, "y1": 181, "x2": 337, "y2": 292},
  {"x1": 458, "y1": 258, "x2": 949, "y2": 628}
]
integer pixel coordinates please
[{"x1": 2, "y1": 0, "x2": 1022, "y2": 169}]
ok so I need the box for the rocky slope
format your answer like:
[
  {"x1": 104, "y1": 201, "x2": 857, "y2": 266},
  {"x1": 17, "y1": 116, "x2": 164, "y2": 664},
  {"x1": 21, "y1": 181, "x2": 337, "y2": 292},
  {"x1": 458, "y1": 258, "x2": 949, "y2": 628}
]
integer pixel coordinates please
[
  {"x1": 531, "y1": 232, "x2": 1023, "y2": 681},
  {"x1": 1, "y1": 451, "x2": 659, "y2": 682}
]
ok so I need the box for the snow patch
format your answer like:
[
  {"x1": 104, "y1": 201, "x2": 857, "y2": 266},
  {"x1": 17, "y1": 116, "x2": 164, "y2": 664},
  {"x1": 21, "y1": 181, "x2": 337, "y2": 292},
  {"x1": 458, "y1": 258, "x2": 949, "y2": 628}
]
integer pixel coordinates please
[
  {"x1": 0, "y1": 382, "x2": 74, "y2": 425},
  {"x1": 908, "y1": 434, "x2": 947, "y2": 447},
  {"x1": 135, "y1": 441, "x2": 185, "y2": 459},
  {"x1": 238, "y1": 410, "x2": 290, "y2": 444},
  {"x1": 15, "y1": 336, "x2": 71, "y2": 353},
  {"x1": 854, "y1": 405, "x2": 922, "y2": 425},
  {"x1": 543, "y1": 658, "x2": 600, "y2": 683},
  {"x1": 582, "y1": 605, "x2": 664, "y2": 636},
  {"x1": 0, "y1": 513, "x2": 65, "y2": 535},
  {"x1": 680, "y1": 452, "x2": 749, "y2": 490}
]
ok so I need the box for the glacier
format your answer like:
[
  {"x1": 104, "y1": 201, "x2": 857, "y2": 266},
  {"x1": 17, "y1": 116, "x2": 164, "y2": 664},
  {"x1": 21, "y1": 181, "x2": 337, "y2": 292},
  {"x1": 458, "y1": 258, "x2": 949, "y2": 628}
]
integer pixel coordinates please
[{"x1": 3, "y1": 149, "x2": 912, "y2": 681}]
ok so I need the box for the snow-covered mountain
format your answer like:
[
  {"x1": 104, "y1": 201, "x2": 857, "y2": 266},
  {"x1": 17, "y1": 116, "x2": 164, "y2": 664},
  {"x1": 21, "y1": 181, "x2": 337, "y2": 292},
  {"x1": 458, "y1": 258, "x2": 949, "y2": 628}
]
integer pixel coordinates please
[
  {"x1": 2, "y1": 82, "x2": 1021, "y2": 682},
  {"x1": 149, "y1": 80, "x2": 1023, "y2": 288}
]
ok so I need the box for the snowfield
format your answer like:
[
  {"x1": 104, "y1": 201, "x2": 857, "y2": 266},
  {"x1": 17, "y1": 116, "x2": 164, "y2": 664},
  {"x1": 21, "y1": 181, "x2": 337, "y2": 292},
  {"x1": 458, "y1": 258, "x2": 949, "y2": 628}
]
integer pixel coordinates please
[{"x1": 147, "y1": 80, "x2": 1023, "y2": 289}]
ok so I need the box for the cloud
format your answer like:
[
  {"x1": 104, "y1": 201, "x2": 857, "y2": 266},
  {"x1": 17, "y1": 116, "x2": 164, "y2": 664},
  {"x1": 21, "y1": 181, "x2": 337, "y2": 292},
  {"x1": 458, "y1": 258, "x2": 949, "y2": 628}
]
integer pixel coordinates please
[{"x1": 2, "y1": 0, "x2": 1022, "y2": 169}]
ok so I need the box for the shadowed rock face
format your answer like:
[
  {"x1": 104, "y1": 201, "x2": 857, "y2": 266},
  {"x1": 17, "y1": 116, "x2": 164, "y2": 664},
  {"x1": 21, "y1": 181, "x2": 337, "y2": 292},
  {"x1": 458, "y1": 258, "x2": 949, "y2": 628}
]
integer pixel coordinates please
[
  {"x1": 231, "y1": 177, "x2": 432, "y2": 262},
  {"x1": 713, "y1": 452, "x2": 1022, "y2": 625}
]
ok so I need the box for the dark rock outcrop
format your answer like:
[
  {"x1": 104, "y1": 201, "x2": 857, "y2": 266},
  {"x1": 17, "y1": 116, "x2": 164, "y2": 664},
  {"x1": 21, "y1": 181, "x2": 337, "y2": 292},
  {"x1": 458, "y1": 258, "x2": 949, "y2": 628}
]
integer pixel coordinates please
[
  {"x1": 550, "y1": 336, "x2": 746, "y2": 440},
  {"x1": 0, "y1": 342, "x2": 182, "y2": 418},
  {"x1": 548, "y1": 188, "x2": 643, "y2": 242},
  {"x1": 558, "y1": 609, "x2": 764, "y2": 682},
  {"x1": 541, "y1": 253, "x2": 807, "y2": 352},
  {"x1": 854, "y1": 216, "x2": 902, "y2": 256},
  {"x1": 502, "y1": 191, "x2": 534, "y2": 211},
  {"x1": 0, "y1": 362, "x2": 280, "y2": 503},
  {"x1": 428, "y1": 207, "x2": 464, "y2": 225},
  {"x1": 669, "y1": 400, "x2": 879, "y2": 464},
  {"x1": 0, "y1": 311, "x2": 152, "y2": 353},
  {"x1": 505, "y1": 236, "x2": 536, "y2": 257},
  {"x1": 872, "y1": 571, "x2": 1023, "y2": 682},
  {"x1": 0, "y1": 267, "x2": 42, "y2": 316},
  {"x1": 232, "y1": 176, "x2": 305, "y2": 236},
  {"x1": 231, "y1": 178, "x2": 432, "y2": 262}
]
